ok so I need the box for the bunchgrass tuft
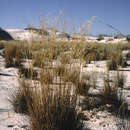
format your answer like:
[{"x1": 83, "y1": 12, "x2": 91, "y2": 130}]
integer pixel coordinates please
[
  {"x1": 9, "y1": 79, "x2": 32, "y2": 114},
  {"x1": 114, "y1": 71, "x2": 126, "y2": 89},
  {"x1": 4, "y1": 43, "x2": 23, "y2": 67},
  {"x1": 76, "y1": 80, "x2": 90, "y2": 96},
  {"x1": 28, "y1": 84, "x2": 83, "y2": 130},
  {"x1": 19, "y1": 67, "x2": 38, "y2": 79},
  {"x1": 40, "y1": 69, "x2": 54, "y2": 84},
  {"x1": 0, "y1": 42, "x2": 5, "y2": 50},
  {"x1": 107, "y1": 58, "x2": 118, "y2": 70}
]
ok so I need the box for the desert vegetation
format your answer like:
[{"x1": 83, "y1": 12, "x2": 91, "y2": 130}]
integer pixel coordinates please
[
  {"x1": 5, "y1": 39, "x2": 130, "y2": 129},
  {"x1": 2, "y1": 19, "x2": 130, "y2": 130}
]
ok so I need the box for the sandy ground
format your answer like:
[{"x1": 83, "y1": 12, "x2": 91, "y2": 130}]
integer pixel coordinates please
[{"x1": 0, "y1": 55, "x2": 29, "y2": 130}]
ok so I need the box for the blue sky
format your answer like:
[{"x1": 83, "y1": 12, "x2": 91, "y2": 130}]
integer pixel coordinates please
[{"x1": 0, "y1": 0, "x2": 130, "y2": 35}]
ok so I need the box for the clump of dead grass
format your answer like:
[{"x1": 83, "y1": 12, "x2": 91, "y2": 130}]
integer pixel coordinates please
[
  {"x1": 19, "y1": 67, "x2": 38, "y2": 79},
  {"x1": 9, "y1": 79, "x2": 32, "y2": 114}
]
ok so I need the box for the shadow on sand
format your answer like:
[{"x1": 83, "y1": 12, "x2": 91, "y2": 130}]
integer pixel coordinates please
[{"x1": 0, "y1": 73, "x2": 16, "y2": 77}]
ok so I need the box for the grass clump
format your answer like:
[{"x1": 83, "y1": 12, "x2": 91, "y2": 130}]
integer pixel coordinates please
[
  {"x1": 0, "y1": 42, "x2": 5, "y2": 49},
  {"x1": 60, "y1": 53, "x2": 71, "y2": 64},
  {"x1": 107, "y1": 58, "x2": 118, "y2": 70},
  {"x1": 9, "y1": 80, "x2": 32, "y2": 114},
  {"x1": 40, "y1": 70, "x2": 53, "y2": 84},
  {"x1": 55, "y1": 64, "x2": 66, "y2": 76},
  {"x1": 102, "y1": 74, "x2": 118, "y2": 105},
  {"x1": 19, "y1": 67, "x2": 38, "y2": 79},
  {"x1": 101, "y1": 72, "x2": 126, "y2": 110},
  {"x1": 14, "y1": 66, "x2": 83, "y2": 130},
  {"x1": 4, "y1": 43, "x2": 23, "y2": 67},
  {"x1": 76, "y1": 80, "x2": 90, "y2": 96},
  {"x1": 33, "y1": 52, "x2": 45, "y2": 68},
  {"x1": 62, "y1": 69, "x2": 80, "y2": 84},
  {"x1": 28, "y1": 84, "x2": 83, "y2": 130},
  {"x1": 114, "y1": 71, "x2": 126, "y2": 89},
  {"x1": 107, "y1": 51, "x2": 126, "y2": 71}
]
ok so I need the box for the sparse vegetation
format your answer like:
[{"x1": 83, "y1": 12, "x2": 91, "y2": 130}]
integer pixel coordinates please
[
  {"x1": 29, "y1": 84, "x2": 83, "y2": 130},
  {"x1": 9, "y1": 79, "x2": 32, "y2": 114},
  {"x1": 19, "y1": 67, "x2": 38, "y2": 79},
  {"x1": 107, "y1": 58, "x2": 118, "y2": 70},
  {"x1": 114, "y1": 71, "x2": 126, "y2": 89},
  {"x1": 4, "y1": 42, "x2": 23, "y2": 67},
  {"x1": 55, "y1": 64, "x2": 66, "y2": 76},
  {"x1": 100, "y1": 72, "x2": 127, "y2": 115},
  {"x1": 33, "y1": 52, "x2": 45, "y2": 68},
  {"x1": 5, "y1": 18, "x2": 130, "y2": 130},
  {"x1": 40, "y1": 69, "x2": 54, "y2": 84},
  {"x1": 102, "y1": 74, "x2": 119, "y2": 105},
  {"x1": 0, "y1": 42, "x2": 5, "y2": 49},
  {"x1": 62, "y1": 68, "x2": 80, "y2": 84},
  {"x1": 76, "y1": 80, "x2": 90, "y2": 96}
]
